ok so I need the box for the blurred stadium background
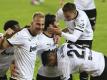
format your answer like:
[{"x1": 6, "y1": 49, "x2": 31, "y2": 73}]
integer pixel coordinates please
[{"x1": 0, "y1": 0, "x2": 107, "y2": 80}]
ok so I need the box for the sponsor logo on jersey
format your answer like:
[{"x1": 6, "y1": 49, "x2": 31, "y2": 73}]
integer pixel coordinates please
[{"x1": 30, "y1": 46, "x2": 37, "y2": 52}]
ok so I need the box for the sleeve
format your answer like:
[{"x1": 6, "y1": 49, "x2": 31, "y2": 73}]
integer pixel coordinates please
[
  {"x1": 56, "y1": 8, "x2": 64, "y2": 22},
  {"x1": 61, "y1": 29, "x2": 82, "y2": 42},
  {"x1": 7, "y1": 32, "x2": 25, "y2": 46},
  {"x1": 58, "y1": 45, "x2": 71, "y2": 80},
  {"x1": 74, "y1": 16, "x2": 87, "y2": 32}
]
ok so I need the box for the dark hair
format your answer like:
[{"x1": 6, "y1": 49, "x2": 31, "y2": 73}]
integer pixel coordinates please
[
  {"x1": 4, "y1": 20, "x2": 19, "y2": 31},
  {"x1": 41, "y1": 49, "x2": 57, "y2": 66},
  {"x1": 41, "y1": 50, "x2": 51, "y2": 66},
  {"x1": 44, "y1": 14, "x2": 56, "y2": 31},
  {"x1": 62, "y1": 2, "x2": 76, "y2": 12}
]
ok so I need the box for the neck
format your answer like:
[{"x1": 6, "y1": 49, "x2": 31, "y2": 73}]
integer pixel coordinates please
[
  {"x1": 28, "y1": 27, "x2": 37, "y2": 36},
  {"x1": 43, "y1": 31, "x2": 53, "y2": 38}
]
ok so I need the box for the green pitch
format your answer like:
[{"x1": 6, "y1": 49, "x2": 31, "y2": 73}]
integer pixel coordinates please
[{"x1": 0, "y1": 0, "x2": 107, "y2": 80}]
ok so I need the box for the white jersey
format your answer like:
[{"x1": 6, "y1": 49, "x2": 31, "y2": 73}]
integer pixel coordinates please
[
  {"x1": 37, "y1": 33, "x2": 62, "y2": 77},
  {"x1": 56, "y1": 9, "x2": 93, "y2": 41},
  {"x1": 57, "y1": 43, "x2": 105, "y2": 80},
  {"x1": 36, "y1": 33, "x2": 56, "y2": 55},
  {"x1": 0, "y1": 33, "x2": 15, "y2": 77},
  {"x1": 0, "y1": 47, "x2": 14, "y2": 77},
  {"x1": 8, "y1": 28, "x2": 42, "y2": 80},
  {"x1": 74, "y1": 0, "x2": 96, "y2": 10}
]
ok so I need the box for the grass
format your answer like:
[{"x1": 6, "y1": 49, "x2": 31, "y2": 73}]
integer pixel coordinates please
[{"x1": 0, "y1": 0, "x2": 107, "y2": 80}]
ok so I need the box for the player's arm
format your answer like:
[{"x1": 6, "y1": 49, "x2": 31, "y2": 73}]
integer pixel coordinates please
[
  {"x1": 56, "y1": 8, "x2": 64, "y2": 22},
  {"x1": 0, "y1": 33, "x2": 3, "y2": 46},
  {"x1": 0, "y1": 29, "x2": 24, "y2": 49},
  {"x1": 1, "y1": 37, "x2": 12, "y2": 49},
  {"x1": 48, "y1": 27, "x2": 83, "y2": 43},
  {"x1": 49, "y1": 17, "x2": 86, "y2": 42},
  {"x1": 0, "y1": 28, "x2": 15, "y2": 49},
  {"x1": 61, "y1": 29, "x2": 82, "y2": 42},
  {"x1": 59, "y1": 0, "x2": 64, "y2": 7},
  {"x1": 10, "y1": 60, "x2": 19, "y2": 77},
  {"x1": 0, "y1": 33, "x2": 6, "y2": 52},
  {"x1": 62, "y1": 16, "x2": 87, "y2": 42}
]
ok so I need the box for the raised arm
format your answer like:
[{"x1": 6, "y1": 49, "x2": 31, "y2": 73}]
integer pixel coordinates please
[{"x1": 0, "y1": 28, "x2": 15, "y2": 49}]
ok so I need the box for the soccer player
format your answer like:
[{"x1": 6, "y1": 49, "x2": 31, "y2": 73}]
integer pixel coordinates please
[
  {"x1": 55, "y1": 2, "x2": 93, "y2": 49},
  {"x1": 0, "y1": 20, "x2": 21, "y2": 80},
  {"x1": 53, "y1": 2, "x2": 93, "y2": 80},
  {"x1": 41, "y1": 43, "x2": 107, "y2": 80},
  {"x1": 36, "y1": 14, "x2": 62, "y2": 80},
  {"x1": 0, "y1": 12, "x2": 45, "y2": 80},
  {"x1": 59, "y1": 0, "x2": 97, "y2": 31}
]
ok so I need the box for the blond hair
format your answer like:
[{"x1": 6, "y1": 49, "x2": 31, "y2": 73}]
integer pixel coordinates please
[{"x1": 33, "y1": 12, "x2": 45, "y2": 19}]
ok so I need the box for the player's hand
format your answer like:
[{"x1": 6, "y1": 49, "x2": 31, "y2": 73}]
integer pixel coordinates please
[
  {"x1": 10, "y1": 64, "x2": 19, "y2": 77},
  {"x1": 62, "y1": 28, "x2": 69, "y2": 32},
  {"x1": 0, "y1": 33, "x2": 4, "y2": 49},
  {"x1": 0, "y1": 33, "x2": 3, "y2": 44},
  {"x1": 48, "y1": 26, "x2": 62, "y2": 36},
  {"x1": 53, "y1": 35, "x2": 61, "y2": 44},
  {"x1": 3, "y1": 28, "x2": 15, "y2": 38}
]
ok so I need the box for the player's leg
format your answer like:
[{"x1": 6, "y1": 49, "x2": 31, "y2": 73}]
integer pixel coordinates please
[{"x1": 84, "y1": 9, "x2": 97, "y2": 31}]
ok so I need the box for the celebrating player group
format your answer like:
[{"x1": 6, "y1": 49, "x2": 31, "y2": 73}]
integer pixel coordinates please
[{"x1": 1, "y1": 0, "x2": 107, "y2": 80}]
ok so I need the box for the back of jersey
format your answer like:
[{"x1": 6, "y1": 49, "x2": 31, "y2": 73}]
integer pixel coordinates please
[
  {"x1": 74, "y1": 0, "x2": 96, "y2": 10},
  {"x1": 61, "y1": 43, "x2": 105, "y2": 76}
]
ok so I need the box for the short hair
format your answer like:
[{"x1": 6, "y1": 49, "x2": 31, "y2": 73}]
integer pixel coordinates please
[
  {"x1": 33, "y1": 12, "x2": 45, "y2": 19},
  {"x1": 41, "y1": 50, "x2": 51, "y2": 66},
  {"x1": 4, "y1": 20, "x2": 19, "y2": 31},
  {"x1": 44, "y1": 14, "x2": 56, "y2": 31},
  {"x1": 41, "y1": 49, "x2": 57, "y2": 66},
  {"x1": 62, "y1": 2, "x2": 76, "y2": 12}
]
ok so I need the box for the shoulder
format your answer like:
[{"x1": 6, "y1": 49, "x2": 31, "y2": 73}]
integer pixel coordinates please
[
  {"x1": 15, "y1": 28, "x2": 29, "y2": 38},
  {"x1": 77, "y1": 9, "x2": 88, "y2": 20},
  {"x1": 57, "y1": 8, "x2": 63, "y2": 14},
  {"x1": 75, "y1": 10, "x2": 88, "y2": 27},
  {"x1": 56, "y1": 8, "x2": 64, "y2": 17}
]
